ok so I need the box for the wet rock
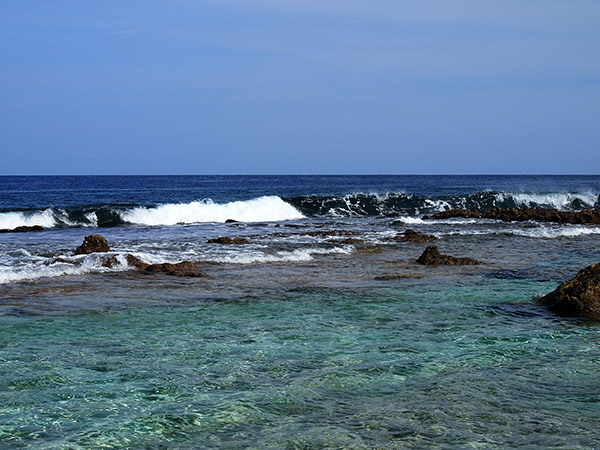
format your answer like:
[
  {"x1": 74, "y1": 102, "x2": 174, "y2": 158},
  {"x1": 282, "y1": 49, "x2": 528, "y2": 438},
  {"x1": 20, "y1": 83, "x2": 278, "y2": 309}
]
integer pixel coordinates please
[
  {"x1": 75, "y1": 235, "x2": 110, "y2": 255},
  {"x1": 142, "y1": 261, "x2": 207, "y2": 277},
  {"x1": 416, "y1": 245, "x2": 482, "y2": 266},
  {"x1": 539, "y1": 263, "x2": 600, "y2": 318},
  {"x1": 335, "y1": 237, "x2": 365, "y2": 244},
  {"x1": 375, "y1": 273, "x2": 425, "y2": 280},
  {"x1": 387, "y1": 229, "x2": 437, "y2": 243},
  {"x1": 101, "y1": 256, "x2": 120, "y2": 268},
  {"x1": 225, "y1": 219, "x2": 239, "y2": 223},
  {"x1": 424, "y1": 208, "x2": 600, "y2": 225},
  {"x1": 207, "y1": 236, "x2": 250, "y2": 245},
  {"x1": 43, "y1": 257, "x2": 77, "y2": 266},
  {"x1": 126, "y1": 254, "x2": 149, "y2": 270},
  {"x1": 0, "y1": 225, "x2": 44, "y2": 233}
]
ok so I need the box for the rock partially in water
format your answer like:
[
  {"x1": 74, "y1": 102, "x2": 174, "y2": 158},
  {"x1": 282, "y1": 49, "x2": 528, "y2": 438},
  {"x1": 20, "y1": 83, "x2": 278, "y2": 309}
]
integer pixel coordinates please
[
  {"x1": 334, "y1": 237, "x2": 365, "y2": 244},
  {"x1": 387, "y1": 229, "x2": 437, "y2": 243},
  {"x1": 416, "y1": 245, "x2": 481, "y2": 266},
  {"x1": 207, "y1": 236, "x2": 250, "y2": 245},
  {"x1": 374, "y1": 273, "x2": 425, "y2": 280},
  {"x1": 75, "y1": 235, "x2": 110, "y2": 255},
  {"x1": 305, "y1": 230, "x2": 356, "y2": 237},
  {"x1": 143, "y1": 261, "x2": 207, "y2": 277},
  {"x1": 539, "y1": 263, "x2": 600, "y2": 318},
  {"x1": 0, "y1": 225, "x2": 45, "y2": 233},
  {"x1": 424, "y1": 208, "x2": 600, "y2": 225},
  {"x1": 126, "y1": 254, "x2": 149, "y2": 270}
]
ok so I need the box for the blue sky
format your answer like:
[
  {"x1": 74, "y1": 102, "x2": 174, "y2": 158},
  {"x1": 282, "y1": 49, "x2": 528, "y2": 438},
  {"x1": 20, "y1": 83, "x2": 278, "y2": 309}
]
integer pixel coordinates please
[{"x1": 1, "y1": 0, "x2": 599, "y2": 174}]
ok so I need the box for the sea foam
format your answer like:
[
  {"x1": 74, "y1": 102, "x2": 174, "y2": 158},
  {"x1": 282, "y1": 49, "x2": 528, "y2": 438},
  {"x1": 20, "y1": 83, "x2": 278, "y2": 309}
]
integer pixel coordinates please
[
  {"x1": 0, "y1": 209, "x2": 57, "y2": 229},
  {"x1": 120, "y1": 196, "x2": 304, "y2": 225}
]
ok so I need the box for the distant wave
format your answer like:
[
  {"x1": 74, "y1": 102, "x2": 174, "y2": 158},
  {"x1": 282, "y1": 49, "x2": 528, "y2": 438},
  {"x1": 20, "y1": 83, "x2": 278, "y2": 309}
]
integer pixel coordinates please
[
  {"x1": 285, "y1": 191, "x2": 600, "y2": 217},
  {"x1": 1, "y1": 191, "x2": 598, "y2": 230}
]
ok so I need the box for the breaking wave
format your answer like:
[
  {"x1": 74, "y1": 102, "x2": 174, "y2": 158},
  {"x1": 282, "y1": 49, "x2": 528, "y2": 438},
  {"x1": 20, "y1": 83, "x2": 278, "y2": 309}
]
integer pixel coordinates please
[
  {"x1": 1, "y1": 192, "x2": 597, "y2": 230},
  {"x1": 120, "y1": 196, "x2": 304, "y2": 225},
  {"x1": 285, "y1": 191, "x2": 600, "y2": 217}
]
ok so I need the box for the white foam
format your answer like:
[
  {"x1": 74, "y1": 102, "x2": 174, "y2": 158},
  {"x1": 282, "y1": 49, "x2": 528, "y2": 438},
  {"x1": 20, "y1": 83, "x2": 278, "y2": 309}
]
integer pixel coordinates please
[
  {"x1": 120, "y1": 196, "x2": 304, "y2": 226},
  {"x1": 0, "y1": 209, "x2": 57, "y2": 229},
  {"x1": 509, "y1": 226, "x2": 600, "y2": 239},
  {"x1": 499, "y1": 192, "x2": 598, "y2": 210},
  {"x1": 395, "y1": 216, "x2": 479, "y2": 225},
  {"x1": 0, "y1": 253, "x2": 130, "y2": 284},
  {"x1": 211, "y1": 247, "x2": 353, "y2": 264}
]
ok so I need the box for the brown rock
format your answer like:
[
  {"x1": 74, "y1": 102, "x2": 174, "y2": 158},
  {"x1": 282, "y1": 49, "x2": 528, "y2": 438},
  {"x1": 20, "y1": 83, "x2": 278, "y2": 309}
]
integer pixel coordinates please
[
  {"x1": 126, "y1": 254, "x2": 149, "y2": 270},
  {"x1": 101, "y1": 256, "x2": 119, "y2": 268},
  {"x1": 143, "y1": 261, "x2": 207, "y2": 277},
  {"x1": 0, "y1": 225, "x2": 44, "y2": 233},
  {"x1": 335, "y1": 237, "x2": 365, "y2": 244},
  {"x1": 207, "y1": 236, "x2": 250, "y2": 244},
  {"x1": 387, "y1": 229, "x2": 437, "y2": 243},
  {"x1": 424, "y1": 208, "x2": 600, "y2": 225},
  {"x1": 75, "y1": 235, "x2": 110, "y2": 255},
  {"x1": 416, "y1": 245, "x2": 482, "y2": 266},
  {"x1": 539, "y1": 263, "x2": 600, "y2": 318}
]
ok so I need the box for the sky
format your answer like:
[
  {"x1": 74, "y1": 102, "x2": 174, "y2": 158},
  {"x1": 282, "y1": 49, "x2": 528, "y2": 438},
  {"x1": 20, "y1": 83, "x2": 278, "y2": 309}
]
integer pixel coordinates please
[{"x1": 1, "y1": 0, "x2": 599, "y2": 175}]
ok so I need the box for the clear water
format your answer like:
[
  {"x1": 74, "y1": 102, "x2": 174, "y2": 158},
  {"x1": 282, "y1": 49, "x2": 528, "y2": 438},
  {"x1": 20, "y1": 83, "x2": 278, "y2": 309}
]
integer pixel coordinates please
[{"x1": 1, "y1": 176, "x2": 599, "y2": 449}]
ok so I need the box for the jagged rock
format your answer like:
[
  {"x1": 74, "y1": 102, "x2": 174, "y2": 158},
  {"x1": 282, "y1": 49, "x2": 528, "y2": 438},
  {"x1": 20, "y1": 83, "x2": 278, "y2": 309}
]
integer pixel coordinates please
[
  {"x1": 225, "y1": 219, "x2": 239, "y2": 223},
  {"x1": 142, "y1": 261, "x2": 207, "y2": 277},
  {"x1": 424, "y1": 208, "x2": 600, "y2": 225},
  {"x1": 43, "y1": 257, "x2": 77, "y2": 266},
  {"x1": 207, "y1": 236, "x2": 250, "y2": 244},
  {"x1": 387, "y1": 229, "x2": 437, "y2": 243},
  {"x1": 416, "y1": 245, "x2": 481, "y2": 266},
  {"x1": 0, "y1": 225, "x2": 44, "y2": 233},
  {"x1": 539, "y1": 263, "x2": 600, "y2": 318},
  {"x1": 101, "y1": 256, "x2": 119, "y2": 268},
  {"x1": 75, "y1": 235, "x2": 110, "y2": 255},
  {"x1": 126, "y1": 254, "x2": 149, "y2": 270}
]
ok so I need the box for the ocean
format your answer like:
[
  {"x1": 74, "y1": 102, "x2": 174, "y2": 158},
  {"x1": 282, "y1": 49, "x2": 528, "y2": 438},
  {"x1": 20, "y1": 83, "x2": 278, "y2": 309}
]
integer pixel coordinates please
[{"x1": 0, "y1": 175, "x2": 599, "y2": 449}]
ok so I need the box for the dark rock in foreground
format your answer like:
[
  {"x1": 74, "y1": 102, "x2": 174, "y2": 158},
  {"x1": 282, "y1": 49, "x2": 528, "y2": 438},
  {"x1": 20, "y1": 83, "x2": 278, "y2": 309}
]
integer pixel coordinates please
[
  {"x1": 143, "y1": 261, "x2": 207, "y2": 277},
  {"x1": 207, "y1": 236, "x2": 250, "y2": 244},
  {"x1": 335, "y1": 237, "x2": 365, "y2": 244},
  {"x1": 539, "y1": 263, "x2": 600, "y2": 318},
  {"x1": 387, "y1": 229, "x2": 437, "y2": 243},
  {"x1": 0, "y1": 225, "x2": 44, "y2": 233},
  {"x1": 424, "y1": 208, "x2": 600, "y2": 225},
  {"x1": 75, "y1": 235, "x2": 111, "y2": 254},
  {"x1": 416, "y1": 245, "x2": 481, "y2": 266}
]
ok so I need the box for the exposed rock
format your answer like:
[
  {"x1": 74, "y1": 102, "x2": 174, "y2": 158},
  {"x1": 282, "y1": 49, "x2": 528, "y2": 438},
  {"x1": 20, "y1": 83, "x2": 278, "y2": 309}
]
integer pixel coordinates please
[
  {"x1": 225, "y1": 219, "x2": 239, "y2": 223},
  {"x1": 375, "y1": 273, "x2": 425, "y2": 280},
  {"x1": 101, "y1": 256, "x2": 120, "y2": 268},
  {"x1": 0, "y1": 225, "x2": 44, "y2": 233},
  {"x1": 416, "y1": 245, "x2": 481, "y2": 266},
  {"x1": 75, "y1": 235, "x2": 110, "y2": 255},
  {"x1": 386, "y1": 229, "x2": 437, "y2": 243},
  {"x1": 142, "y1": 261, "x2": 207, "y2": 277},
  {"x1": 539, "y1": 263, "x2": 600, "y2": 318},
  {"x1": 126, "y1": 254, "x2": 149, "y2": 270},
  {"x1": 424, "y1": 208, "x2": 600, "y2": 225},
  {"x1": 207, "y1": 236, "x2": 250, "y2": 244}
]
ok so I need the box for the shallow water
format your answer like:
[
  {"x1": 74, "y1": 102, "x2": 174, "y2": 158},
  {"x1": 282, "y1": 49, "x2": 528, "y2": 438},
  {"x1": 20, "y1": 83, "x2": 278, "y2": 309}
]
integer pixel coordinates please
[{"x1": 1, "y1": 176, "x2": 599, "y2": 448}]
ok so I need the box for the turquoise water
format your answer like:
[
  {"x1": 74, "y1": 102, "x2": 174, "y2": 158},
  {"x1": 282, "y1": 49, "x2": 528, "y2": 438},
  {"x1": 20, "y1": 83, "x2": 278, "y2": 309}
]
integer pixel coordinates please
[{"x1": 2, "y1": 280, "x2": 598, "y2": 449}]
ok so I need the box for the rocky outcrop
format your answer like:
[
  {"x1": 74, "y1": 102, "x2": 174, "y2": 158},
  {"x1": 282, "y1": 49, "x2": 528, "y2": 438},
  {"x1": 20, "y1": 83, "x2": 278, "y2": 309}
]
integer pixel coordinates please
[
  {"x1": 539, "y1": 263, "x2": 600, "y2": 318},
  {"x1": 75, "y1": 235, "x2": 110, "y2": 255},
  {"x1": 416, "y1": 245, "x2": 481, "y2": 266},
  {"x1": 0, "y1": 225, "x2": 44, "y2": 233},
  {"x1": 207, "y1": 236, "x2": 250, "y2": 244},
  {"x1": 387, "y1": 229, "x2": 437, "y2": 243},
  {"x1": 424, "y1": 208, "x2": 600, "y2": 225},
  {"x1": 142, "y1": 261, "x2": 207, "y2": 277},
  {"x1": 126, "y1": 254, "x2": 149, "y2": 270},
  {"x1": 335, "y1": 237, "x2": 365, "y2": 244}
]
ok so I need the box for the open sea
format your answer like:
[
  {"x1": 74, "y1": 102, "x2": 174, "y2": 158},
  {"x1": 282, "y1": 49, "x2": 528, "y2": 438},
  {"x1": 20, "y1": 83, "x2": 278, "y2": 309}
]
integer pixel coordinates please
[{"x1": 1, "y1": 175, "x2": 599, "y2": 449}]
